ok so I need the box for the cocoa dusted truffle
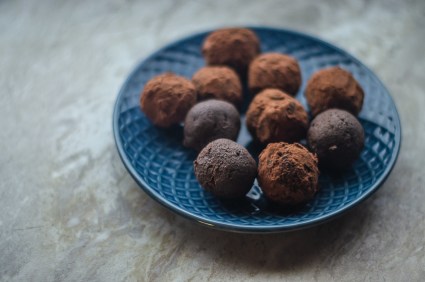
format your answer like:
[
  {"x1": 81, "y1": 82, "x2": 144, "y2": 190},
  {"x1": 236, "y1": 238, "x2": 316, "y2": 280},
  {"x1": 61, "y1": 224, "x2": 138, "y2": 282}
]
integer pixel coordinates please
[
  {"x1": 192, "y1": 66, "x2": 242, "y2": 108},
  {"x1": 183, "y1": 100, "x2": 241, "y2": 151},
  {"x1": 202, "y1": 28, "x2": 260, "y2": 77},
  {"x1": 248, "y1": 53, "x2": 302, "y2": 96},
  {"x1": 246, "y1": 89, "x2": 309, "y2": 144},
  {"x1": 305, "y1": 66, "x2": 364, "y2": 117},
  {"x1": 258, "y1": 142, "x2": 319, "y2": 205},
  {"x1": 140, "y1": 73, "x2": 196, "y2": 127},
  {"x1": 307, "y1": 109, "x2": 364, "y2": 171},
  {"x1": 194, "y1": 139, "x2": 257, "y2": 198}
]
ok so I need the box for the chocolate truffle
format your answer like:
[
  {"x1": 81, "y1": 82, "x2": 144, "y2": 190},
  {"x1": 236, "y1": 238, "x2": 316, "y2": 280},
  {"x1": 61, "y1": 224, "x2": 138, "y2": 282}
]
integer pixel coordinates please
[
  {"x1": 140, "y1": 73, "x2": 196, "y2": 127},
  {"x1": 184, "y1": 100, "x2": 241, "y2": 151},
  {"x1": 202, "y1": 28, "x2": 260, "y2": 77},
  {"x1": 258, "y1": 142, "x2": 319, "y2": 205},
  {"x1": 248, "y1": 53, "x2": 302, "y2": 96},
  {"x1": 194, "y1": 139, "x2": 257, "y2": 198},
  {"x1": 246, "y1": 89, "x2": 309, "y2": 144},
  {"x1": 307, "y1": 109, "x2": 365, "y2": 171},
  {"x1": 192, "y1": 66, "x2": 242, "y2": 107},
  {"x1": 305, "y1": 66, "x2": 364, "y2": 117}
]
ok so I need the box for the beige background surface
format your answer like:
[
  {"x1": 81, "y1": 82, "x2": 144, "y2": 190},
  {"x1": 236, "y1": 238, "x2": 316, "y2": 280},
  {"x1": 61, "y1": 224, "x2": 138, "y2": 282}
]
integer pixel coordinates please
[{"x1": 1, "y1": 0, "x2": 424, "y2": 281}]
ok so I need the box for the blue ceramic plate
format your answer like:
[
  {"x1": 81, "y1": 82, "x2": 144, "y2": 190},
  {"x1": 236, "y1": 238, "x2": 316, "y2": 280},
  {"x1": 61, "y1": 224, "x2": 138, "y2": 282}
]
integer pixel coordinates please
[{"x1": 113, "y1": 27, "x2": 401, "y2": 233}]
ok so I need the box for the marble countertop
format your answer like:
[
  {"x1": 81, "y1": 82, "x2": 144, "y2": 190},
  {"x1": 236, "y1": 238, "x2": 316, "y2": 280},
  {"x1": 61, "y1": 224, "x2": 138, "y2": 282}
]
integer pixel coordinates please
[{"x1": 1, "y1": 0, "x2": 424, "y2": 281}]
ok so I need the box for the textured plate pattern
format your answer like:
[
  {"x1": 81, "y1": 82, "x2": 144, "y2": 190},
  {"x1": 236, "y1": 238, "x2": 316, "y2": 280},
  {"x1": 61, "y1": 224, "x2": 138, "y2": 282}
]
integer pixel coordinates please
[{"x1": 113, "y1": 27, "x2": 401, "y2": 232}]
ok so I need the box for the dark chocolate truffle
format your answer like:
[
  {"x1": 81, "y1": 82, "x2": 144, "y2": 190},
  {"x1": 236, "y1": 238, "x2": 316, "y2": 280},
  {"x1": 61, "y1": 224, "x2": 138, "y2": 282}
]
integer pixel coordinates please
[
  {"x1": 140, "y1": 73, "x2": 196, "y2": 127},
  {"x1": 194, "y1": 139, "x2": 257, "y2": 198},
  {"x1": 192, "y1": 66, "x2": 242, "y2": 107},
  {"x1": 305, "y1": 66, "x2": 364, "y2": 117},
  {"x1": 202, "y1": 28, "x2": 260, "y2": 77},
  {"x1": 248, "y1": 53, "x2": 302, "y2": 96},
  {"x1": 246, "y1": 89, "x2": 309, "y2": 144},
  {"x1": 307, "y1": 109, "x2": 364, "y2": 171},
  {"x1": 258, "y1": 142, "x2": 319, "y2": 205},
  {"x1": 183, "y1": 100, "x2": 241, "y2": 151}
]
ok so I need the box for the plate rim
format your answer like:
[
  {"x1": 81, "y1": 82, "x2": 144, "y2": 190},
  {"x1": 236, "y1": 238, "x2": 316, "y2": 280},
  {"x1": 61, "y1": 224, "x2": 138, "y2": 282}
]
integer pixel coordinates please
[{"x1": 112, "y1": 26, "x2": 402, "y2": 233}]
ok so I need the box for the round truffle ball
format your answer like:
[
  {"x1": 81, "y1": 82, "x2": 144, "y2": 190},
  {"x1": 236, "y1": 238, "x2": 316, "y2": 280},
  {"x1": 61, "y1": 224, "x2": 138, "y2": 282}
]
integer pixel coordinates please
[
  {"x1": 248, "y1": 53, "x2": 302, "y2": 96},
  {"x1": 140, "y1": 73, "x2": 196, "y2": 127},
  {"x1": 246, "y1": 89, "x2": 309, "y2": 144},
  {"x1": 305, "y1": 66, "x2": 364, "y2": 117},
  {"x1": 194, "y1": 139, "x2": 257, "y2": 198},
  {"x1": 192, "y1": 66, "x2": 242, "y2": 108},
  {"x1": 258, "y1": 142, "x2": 319, "y2": 205},
  {"x1": 202, "y1": 28, "x2": 260, "y2": 77},
  {"x1": 184, "y1": 100, "x2": 241, "y2": 151},
  {"x1": 307, "y1": 109, "x2": 365, "y2": 171}
]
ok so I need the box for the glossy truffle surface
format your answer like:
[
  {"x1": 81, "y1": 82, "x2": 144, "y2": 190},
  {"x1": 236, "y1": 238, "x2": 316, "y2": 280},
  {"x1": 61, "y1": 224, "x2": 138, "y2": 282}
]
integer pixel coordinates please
[
  {"x1": 308, "y1": 109, "x2": 364, "y2": 171},
  {"x1": 246, "y1": 89, "x2": 309, "y2": 143},
  {"x1": 192, "y1": 66, "x2": 242, "y2": 107},
  {"x1": 194, "y1": 139, "x2": 257, "y2": 198},
  {"x1": 258, "y1": 142, "x2": 319, "y2": 205},
  {"x1": 202, "y1": 28, "x2": 260, "y2": 77},
  {"x1": 248, "y1": 53, "x2": 301, "y2": 96},
  {"x1": 140, "y1": 73, "x2": 196, "y2": 127},
  {"x1": 305, "y1": 66, "x2": 364, "y2": 116},
  {"x1": 183, "y1": 100, "x2": 241, "y2": 151}
]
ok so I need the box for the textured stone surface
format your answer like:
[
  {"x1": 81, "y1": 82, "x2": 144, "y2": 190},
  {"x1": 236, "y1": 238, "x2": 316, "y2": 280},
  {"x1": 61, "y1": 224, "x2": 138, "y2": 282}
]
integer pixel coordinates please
[{"x1": 0, "y1": 0, "x2": 424, "y2": 281}]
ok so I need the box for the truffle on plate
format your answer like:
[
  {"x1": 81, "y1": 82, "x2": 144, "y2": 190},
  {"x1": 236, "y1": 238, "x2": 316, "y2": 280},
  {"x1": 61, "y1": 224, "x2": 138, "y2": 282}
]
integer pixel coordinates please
[
  {"x1": 140, "y1": 73, "x2": 196, "y2": 127},
  {"x1": 258, "y1": 142, "x2": 319, "y2": 205},
  {"x1": 183, "y1": 100, "x2": 241, "y2": 151},
  {"x1": 305, "y1": 66, "x2": 364, "y2": 117},
  {"x1": 248, "y1": 53, "x2": 301, "y2": 96},
  {"x1": 307, "y1": 109, "x2": 364, "y2": 171},
  {"x1": 192, "y1": 66, "x2": 242, "y2": 108},
  {"x1": 194, "y1": 139, "x2": 257, "y2": 198},
  {"x1": 246, "y1": 89, "x2": 309, "y2": 144},
  {"x1": 202, "y1": 28, "x2": 260, "y2": 77}
]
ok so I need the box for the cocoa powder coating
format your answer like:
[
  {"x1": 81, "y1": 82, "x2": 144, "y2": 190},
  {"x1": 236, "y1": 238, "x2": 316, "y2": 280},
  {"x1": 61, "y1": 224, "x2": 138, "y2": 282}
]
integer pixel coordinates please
[
  {"x1": 202, "y1": 28, "x2": 260, "y2": 77},
  {"x1": 307, "y1": 109, "x2": 364, "y2": 171},
  {"x1": 305, "y1": 66, "x2": 364, "y2": 117},
  {"x1": 183, "y1": 100, "x2": 241, "y2": 152},
  {"x1": 194, "y1": 139, "x2": 257, "y2": 198},
  {"x1": 140, "y1": 73, "x2": 196, "y2": 127},
  {"x1": 246, "y1": 89, "x2": 309, "y2": 144},
  {"x1": 248, "y1": 53, "x2": 302, "y2": 96},
  {"x1": 258, "y1": 142, "x2": 319, "y2": 205},
  {"x1": 192, "y1": 66, "x2": 242, "y2": 108}
]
